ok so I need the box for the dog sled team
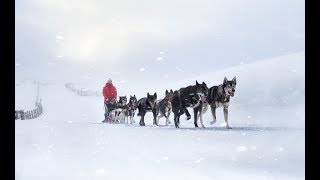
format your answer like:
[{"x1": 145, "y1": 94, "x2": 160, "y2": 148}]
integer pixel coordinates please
[{"x1": 102, "y1": 76, "x2": 237, "y2": 129}]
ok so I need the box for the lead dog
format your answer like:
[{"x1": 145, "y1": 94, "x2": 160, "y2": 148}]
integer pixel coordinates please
[{"x1": 202, "y1": 77, "x2": 237, "y2": 129}]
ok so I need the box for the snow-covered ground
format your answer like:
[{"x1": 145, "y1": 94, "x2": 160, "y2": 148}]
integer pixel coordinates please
[{"x1": 15, "y1": 52, "x2": 305, "y2": 180}]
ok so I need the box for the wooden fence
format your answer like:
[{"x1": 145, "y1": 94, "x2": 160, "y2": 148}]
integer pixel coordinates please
[
  {"x1": 65, "y1": 83, "x2": 102, "y2": 97},
  {"x1": 15, "y1": 100, "x2": 43, "y2": 120}
]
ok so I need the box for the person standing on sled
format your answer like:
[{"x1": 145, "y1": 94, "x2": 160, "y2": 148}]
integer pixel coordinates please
[{"x1": 102, "y1": 78, "x2": 118, "y2": 123}]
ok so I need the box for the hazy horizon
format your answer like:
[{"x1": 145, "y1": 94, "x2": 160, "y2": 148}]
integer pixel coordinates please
[{"x1": 16, "y1": 0, "x2": 304, "y2": 90}]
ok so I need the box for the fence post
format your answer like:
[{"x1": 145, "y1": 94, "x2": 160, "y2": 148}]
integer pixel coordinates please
[
  {"x1": 15, "y1": 111, "x2": 19, "y2": 120},
  {"x1": 25, "y1": 111, "x2": 29, "y2": 119},
  {"x1": 20, "y1": 110, "x2": 25, "y2": 120}
]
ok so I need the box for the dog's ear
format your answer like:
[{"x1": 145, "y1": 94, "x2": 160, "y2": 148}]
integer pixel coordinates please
[
  {"x1": 196, "y1": 80, "x2": 199, "y2": 85},
  {"x1": 147, "y1": 92, "x2": 150, "y2": 97},
  {"x1": 154, "y1": 92, "x2": 157, "y2": 98},
  {"x1": 170, "y1": 89, "x2": 173, "y2": 93},
  {"x1": 165, "y1": 90, "x2": 169, "y2": 95},
  {"x1": 134, "y1": 95, "x2": 136, "y2": 98},
  {"x1": 223, "y1": 77, "x2": 228, "y2": 84},
  {"x1": 232, "y1": 76, "x2": 237, "y2": 84},
  {"x1": 202, "y1": 81, "x2": 207, "y2": 86}
]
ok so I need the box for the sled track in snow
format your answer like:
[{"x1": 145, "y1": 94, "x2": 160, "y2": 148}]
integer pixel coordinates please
[{"x1": 62, "y1": 121, "x2": 303, "y2": 132}]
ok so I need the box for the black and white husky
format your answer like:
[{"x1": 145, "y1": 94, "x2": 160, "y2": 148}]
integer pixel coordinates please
[
  {"x1": 171, "y1": 81, "x2": 209, "y2": 128},
  {"x1": 137, "y1": 92, "x2": 157, "y2": 126},
  {"x1": 203, "y1": 77, "x2": 237, "y2": 129},
  {"x1": 113, "y1": 96, "x2": 128, "y2": 123},
  {"x1": 153, "y1": 89, "x2": 174, "y2": 126},
  {"x1": 124, "y1": 95, "x2": 138, "y2": 124}
]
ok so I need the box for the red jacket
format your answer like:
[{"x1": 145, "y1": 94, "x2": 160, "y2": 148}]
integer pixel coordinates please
[{"x1": 102, "y1": 83, "x2": 117, "y2": 100}]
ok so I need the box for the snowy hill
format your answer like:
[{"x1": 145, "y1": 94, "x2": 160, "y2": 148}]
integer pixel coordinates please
[
  {"x1": 15, "y1": 52, "x2": 305, "y2": 180},
  {"x1": 168, "y1": 51, "x2": 304, "y2": 107}
]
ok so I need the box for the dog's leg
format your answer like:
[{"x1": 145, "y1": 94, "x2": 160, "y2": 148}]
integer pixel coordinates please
[
  {"x1": 198, "y1": 103, "x2": 207, "y2": 128},
  {"x1": 125, "y1": 112, "x2": 128, "y2": 124},
  {"x1": 193, "y1": 106, "x2": 199, "y2": 128},
  {"x1": 173, "y1": 112, "x2": 178, "y2": 128},
  {"x1": 126, "y1": 111, "x2": 131, "y2": 124},
  {"x1": 152, "y1": 108, "x2": 158, "y2": 126},
  {"x1": 131, "y1": 110, "x2": 135, "y2": 124},
  {"x1": 177, "y1": 115, "x2": 180, "y2": 128},
  {"x1": 132, "y1": 111, "x2": 136, "y2": 123},
  {"x1": 203, "y1": 103, "x2": 208, "y2": 114},
  {"x1": 196, "y1": 103, "x2": 205, "y2": 128},
  {"x1": 199, "y1": 105, "x2": 205, "y2": 128},
  {"x1": 160, "y1": 108, "x2": 168, "y2": 125},
  {"x1": 139, "y1": 110, "x2": 146, "y2": 126},
  {"x1": 166, "y1": 110, "x2": 171, "y2": 125},
  {"x1": 173, "y1": 110, "x2": 180, "y2": 128},
  {"x1": 184, "y1": 108, "x2": 191, "y2": 120},
  {"x1": 129, "y1": 111, "x2": 132, "y2": 124},
  {"x1": 210, "y1": 104, "x2": 217, "y2": 125},
  {"x1": 157, "y1": 114, "x2": 164, "y2": 126},
  {"x1": 122, "y1": 114, "x2": 124, "y2": 124},
  {"x1": 120, "y1": 111, "x2": 123, "y2": 123},
  {"x1": 223, "y1": 105, "x2": 231, "y2": 129}
]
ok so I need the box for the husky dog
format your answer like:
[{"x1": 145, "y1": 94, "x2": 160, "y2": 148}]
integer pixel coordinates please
[
  {"x1": 153, "y1": 89, "x2": 174, "y2": 126},
  {"x1": 194, "y1": 95, "x2": 209, "y2": 128},
  {"x1": 124, "y1": 95, "x2": 138, "y2": 124},
  {"x1": 207, "y1": 77, "x2": 237, "y2": 129},
  {"x1": 113, "y1": 96, "x2": 128, "y2": 123},
  {"x1": 137, "y1": 92, "x2": 157, "y2": 126},
  {"x1": 171, "y1": 81, "x2": 209, "y2": 128}
]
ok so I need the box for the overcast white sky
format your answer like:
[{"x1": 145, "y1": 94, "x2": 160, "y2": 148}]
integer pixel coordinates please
[{"x1": 15, "y1": 0, "x2": 304, "y2": 91}]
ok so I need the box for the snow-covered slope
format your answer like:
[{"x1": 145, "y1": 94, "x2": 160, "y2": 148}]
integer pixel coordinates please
[
  {"x1": 168, "y1": 51, "x2": 304, "y2": 107},
  {"x1": 15, "y1": 52, "x2": 305, "y2": 180},
  {"x1": 15, "y1": 80, "x2": 38, "y2": 110}
]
